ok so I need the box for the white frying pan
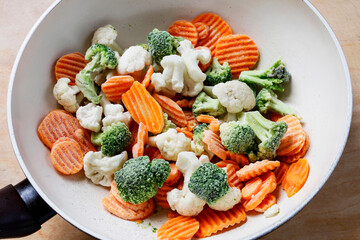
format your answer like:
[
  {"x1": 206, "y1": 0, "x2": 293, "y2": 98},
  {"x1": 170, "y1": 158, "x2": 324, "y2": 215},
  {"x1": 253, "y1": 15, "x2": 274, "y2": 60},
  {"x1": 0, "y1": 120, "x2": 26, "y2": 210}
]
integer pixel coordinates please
[{"x1": 3, "y1": 0, "x2": 352, "y2": 239}]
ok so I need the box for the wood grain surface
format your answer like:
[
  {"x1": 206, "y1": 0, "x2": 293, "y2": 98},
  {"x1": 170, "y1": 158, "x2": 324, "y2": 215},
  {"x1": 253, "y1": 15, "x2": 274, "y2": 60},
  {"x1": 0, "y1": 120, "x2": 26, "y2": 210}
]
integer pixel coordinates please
[{"x1": 0, "y1": 0, "x2": 359, "y2": 239}]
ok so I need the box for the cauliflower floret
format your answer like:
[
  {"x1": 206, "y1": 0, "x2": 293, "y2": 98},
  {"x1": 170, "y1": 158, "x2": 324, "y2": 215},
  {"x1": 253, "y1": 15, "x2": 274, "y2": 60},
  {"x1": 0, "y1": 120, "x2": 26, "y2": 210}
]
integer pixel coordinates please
[
  {"x1": 76, "y1": 103, "x2": 103, "y2": 132},
  {"x1": 151, "y1": 55, "x2": 186, "y2": 96},
  {"x1": 264, "y1": 204, "x2": 280, "y2": 218},
  {"x1": 92, "y1": 24, "x2": 124, "y2": 55},
  {"x1": 117, "y1": 46, "x2": 152, "y2": 75},
  {"x1": 100, "y1": 93, "x2": 132, "y2": 131},
  {"x1": 53, "y1": 78, "x2": 82, "y2": 113},
  {"x1": 209, "y1": 185, "x2": 241, "y2": 211},
  {"x1": 84, "y1": 151, "x2": 128, "y2": 187},
  {"x1": 167, "y1": 152, "x2": 206, "y2": 216},
  {"x1": 155, "y1": 129, "x2": 191, "y2": 161},
  {"x1": 213, "y1": 80, "x2": 256, "y2": 113}
]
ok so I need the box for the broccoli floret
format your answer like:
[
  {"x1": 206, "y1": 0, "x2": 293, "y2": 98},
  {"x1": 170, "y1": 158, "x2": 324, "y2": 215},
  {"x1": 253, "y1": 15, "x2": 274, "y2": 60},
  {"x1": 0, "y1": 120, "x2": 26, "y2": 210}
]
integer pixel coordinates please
[
  {"x1": 101, "y1": 122, "x2": 132, "y2": 156},
  {"x1": 162, "y1": 113, "x2": 176, "y2": 133},
  {"x1": 138, "y1": 43, "x2": 149, "y2": 51},
  {"x1": 91, "y1": 132, "x2": 103, "y2": 146},
  {"x1": 114, "y1": 156, "x2": 170, "y2": 204},
  {"x1": 256, "y1": 88, "x2": 301, "y2": 119},
  {"x1": 239, "y1": 111, "x2": 288, "y2": 160},
  {"x1": 76, "y1": 43, "x2": 118, "y2": 104},
  {"x1": 239, "y1": 58, "x2": 291, "y2": 92},
  {"x1": 188, "y1": 163, "x2": 229, "y2": 205},
  {"x1": 204, "y1": 58, "x2": 232, "y2": 86},
  {"x1": 219, "y1": 121, "x2": 257, "y2": 155},
  {"x1": 192, "y1": 123, "x2": 209, "y2": 155},
  {"x1": 147, "y1": 29, "x2": 184, "y2": 64},
  {"x1": 192, "y1": 92, "x2": 226, "y2": 117}
]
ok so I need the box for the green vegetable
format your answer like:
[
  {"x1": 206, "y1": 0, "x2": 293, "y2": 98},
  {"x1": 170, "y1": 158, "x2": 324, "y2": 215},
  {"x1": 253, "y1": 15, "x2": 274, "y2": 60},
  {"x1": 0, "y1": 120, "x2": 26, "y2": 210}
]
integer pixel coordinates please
[
  {"x1": 256, "y1": 88, "x2": 301, "y2": 119},
  {"x1": 138, "y1": 43, "x2": 149, "y2": 51},
  {"x1": 101, "y1": 122, "x2": 132, "y2": 156},
  {"x1": 188, "y1": 163, "x2": 229, "y2": 205},
  {"x1": 239, "y1": 58, "x2": 291, "y2": 92},
  {"x1": 76, "y1": 43, "x2": 118, "y2": 104},
  {"x1": 192, "y1": 123, "x2": 209, "y2": 155},
  {"x1": 147, "y1": 29, "x2": 184, "y2": 64},
  {"x1": 91, "y1": 132, "x2": 103, "y2": 146},
  {"x1": 204, "y1": 58, "x2": 232, "y2": 86},
  {"x1": 162, "y1": 113, "x2": 176, "y2": 133},
  {"x1": 192, "y1": 92, "x2": 226, "y2": 117},
  {"x1": 114, "y1": 156, "x2": 170, "y2": 204}
]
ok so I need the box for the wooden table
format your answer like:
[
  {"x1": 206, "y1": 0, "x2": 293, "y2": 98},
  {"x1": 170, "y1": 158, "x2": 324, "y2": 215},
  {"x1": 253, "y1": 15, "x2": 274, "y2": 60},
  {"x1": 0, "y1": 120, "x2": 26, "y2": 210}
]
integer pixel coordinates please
[{"x1": 1, "y1": 0, "x2": 359, "y2": 239}]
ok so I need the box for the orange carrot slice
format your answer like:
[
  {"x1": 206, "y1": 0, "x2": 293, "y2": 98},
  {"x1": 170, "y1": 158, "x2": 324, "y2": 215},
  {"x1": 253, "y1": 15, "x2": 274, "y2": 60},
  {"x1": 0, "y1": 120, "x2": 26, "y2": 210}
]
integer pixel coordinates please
[
  {"x1": 236, "y1": 160, "x2": 280, "y2": 182},
  {"x1": 141, "y1": 65, "x2": 154, "y2": 89},
  {"x1": 50, "y1": 138, "x2": 84, "y2": 175},
  {"x1": 215, "y1": 160, "x2": 240, "y2": 171},
  {"x1": 241, "y1": 177, "x2": 262, "y2": 200},
  {"x1": 157, "y1": 216, "x2": 199, "y2": 240},
  {"x1": 156, "y1": 185, "x2": 174, "y2": 208},
  {"x1": 192, "y1": 13, "x2": 232, "y2": 56},
  {"x1": 164, "y1": 163, "x2": 182, "y2": 187},
  {"x1": 226, "y1": 151, "x2": 250, "y2": 168},
  {"x1": 37, "y1": 109, "x2": 95, "y2": 154},
  {"x1": 184, "y1": 111, "x2": 196, "y2": 131},
  {"x1": 282, "y1": 159, "x2": 309, "y2": 197},
  {"x1": 168, "y1": 20, "x2": 198, "y2": 46},
  {"x1": 152, "y1": 93, "x2": 187, "y2": 127},
  {"x1": 54, "y1": 52, "x2": 87, "y2": 85},
  {"x1": 215, "y1": 34, "x2": 259, "y2": 78},
  {"x1": 242, "y1": 172, "x2": 277, "y2": 211},
  {"x1": 167, "y1": 210, "x2": 180, "y2": 219},
  {"x1": 196, "y1": 115, "x2": 220, "y2": 134},
  {"x1": 194, "y1": 22, "x2": 210, "y2": 40},
  {"x1": 279, "y1": 132, "x2": 310, "y2": 163},
  {"x1": 143, "y1": 146, "x2": 164, "y2": 160},
  {"x1": 130, "y1": 70, "x2": 143, "y2": 82},
  {"x1": 176, "y1": 99, "x2": 191, "y2": 108},
  {"x1": 102, "y1": 195, "x2": 155, "y2": 221},
  {"x1": 122, "y1": 82, "x2": 164, "y2": 134},
  {"x1": 276, "y1": 115, "x2": 305, "y2": 156},
  {"x1": 101, "y1": 75, "x2": 134, "y2": 102},
  {"x1": 132, "y1": 123, "x2": 148, "y2": 158},
  {"x1": 202, "y1": 130, "x2": 227, "y2": 160},
  {"x1": 176, "y1": 127, "x2": 193, "y2": 139},
  {"x1": 274, "y1": 162, "x2": 289, "y2": 185},
  {"x1": 254, "y1": 194, "x2": 277, "y2": 213},
  {"x1": 195, "y1": 204, "x2": 246, "y2": 238},
  {"x1": 226, "y1": 164, "x2": 243, "y2": 189}
]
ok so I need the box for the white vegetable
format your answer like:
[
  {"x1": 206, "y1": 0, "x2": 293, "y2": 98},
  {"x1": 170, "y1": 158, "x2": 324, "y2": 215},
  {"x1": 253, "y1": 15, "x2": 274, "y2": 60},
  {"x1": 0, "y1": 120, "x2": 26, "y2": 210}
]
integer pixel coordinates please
[
  {"x1": 117, "y1": 46, "x2": 151, "y2": 75},
  {"x1": 76, "y1": 103, "x2": 103, "y2": 132},
  {"x1": 100, "y1": 93, "x2": 132, "y2": 131},
  {"x1": 83, "y1": 151, "x2": 128, "y2": 187},
  {"x1": 53, "y1": 78, "x2": 82, "y2": 113},
  {"x1": 209, "y1": 186, "x2": 241, "y2": 211},
  {"x1": 155, "y1": 129, "x2": 191, "y2": 161},
  {"x1": 92, "y1": 24, "x2": 124, "y2": 55},
  {"x1": 264, "y1": 204, "x2": 280, "y2": 218},
  {"x1": 213, "y1": 80, "x2": 256, "y2": 113},
  {"x1": 167, "y1": 152, "x2": 206, "y2": 216}
]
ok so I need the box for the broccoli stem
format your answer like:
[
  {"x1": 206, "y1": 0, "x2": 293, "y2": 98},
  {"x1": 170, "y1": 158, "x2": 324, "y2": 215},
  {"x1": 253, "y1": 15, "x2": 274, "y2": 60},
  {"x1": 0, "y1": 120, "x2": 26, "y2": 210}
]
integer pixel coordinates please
[
  {"x1": 267, "y1": 97, "x2": 301, "y2": 119},
  {"x1": 245, "y1": 111, "x2": 274, "y2": 142}
]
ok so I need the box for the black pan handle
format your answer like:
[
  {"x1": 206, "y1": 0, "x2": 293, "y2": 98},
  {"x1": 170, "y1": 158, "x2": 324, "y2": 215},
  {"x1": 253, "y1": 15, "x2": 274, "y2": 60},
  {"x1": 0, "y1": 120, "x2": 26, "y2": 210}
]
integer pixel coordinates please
[{"x1": 0, "y1": 179, "x2": 56, "y2": 238}]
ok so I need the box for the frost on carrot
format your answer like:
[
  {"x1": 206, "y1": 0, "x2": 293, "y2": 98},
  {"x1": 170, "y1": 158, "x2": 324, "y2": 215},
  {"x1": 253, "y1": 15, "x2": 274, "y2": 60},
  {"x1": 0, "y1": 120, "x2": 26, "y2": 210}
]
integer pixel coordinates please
[
  {"x1": 54, "y1": 52, "x2": 87, "y2": 85},
  {"x1": 153, "y1": 93, "x2": 187, "y2": 127},
  {"x1": 168, "y1": 20, "x2": 198, "y2": 46},
  {"x1": 101, "y1": 75, "x2": 134, "y2": 102},
  {"x1": 282, "y1": 159, "x2": 309, "y2": 197},
  {"x1": 157, "y1": 216, "x2": 199, "y2": 240},
  {"x1": 236, "y1": 160, "x2": 280, "y2": 182}
]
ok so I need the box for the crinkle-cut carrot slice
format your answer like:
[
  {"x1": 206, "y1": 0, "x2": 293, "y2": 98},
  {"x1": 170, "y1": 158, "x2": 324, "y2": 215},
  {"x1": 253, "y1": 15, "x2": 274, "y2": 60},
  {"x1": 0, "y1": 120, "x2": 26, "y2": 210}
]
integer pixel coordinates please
[
  {"x1": 144, "y1": 146, "x2": 164, "y2": 160},
  {"x1": 276, "y1": 115, "x2": 305, "y2": 156},
  {"x1": 195, "y1": 204, "x2": 246, "y2": 238},
  {"x1": 52, "y1": 137, "x2": 78, "y2": 147},
  {"x1": 282, "y1": 159, "x2": 309, "y2": 197},
  {"x1": 168, "y1": 20, "x2": 198, "y2": 46},
  {"x1": 184, "y1": 111, "x2": 197, "y2": 131},
  {"x1": 215, "y1": 160, "x2": 240, "y2": 171},
  {"x1": 226, "y1": 164, "x2": 243, "y2": 189},
  {"x1": 274, "y1": 162, "x2": 289, "y2": 185},
  {"x1": 202, "y1": 130, "x2": 227, "y2": 160},
  {"x1": 37, "y1": 109, "x2": 95, "y2": 154},
  {"x1": 241, "y1": 177, "x2": 262, "y2": 200},
  {"x1": 132, "y1": 123, "x2": 148, "y2": 158},
  {"x1": 110, "y1": 181, "x2": 149, "y2": 211},
  {"x1": 192, "y1": 13, "x2": 232, "y2": 56},
  {"x1": 176, "y1": 127, "x2": 193, "y2": 139},
  {"x1": 215, "y1": 34, "x2": 259, "y2": 78},
  {"x1": 279, "y1": 132, "x2": 310, "y2": 164},
  {"x1": 176, "y1": 99, "x2": 191, "y2": 108},
  {"x1": 242, "y1": 171, "x2": 277, "y2": 212},
  {"x1": 254, "y1": 194, "x2": 277, "y2": 213},
  {"x1": 141, "y1": 65, "x2": 154, "y2": 89},
  {"x1": 54, "y1": 52, "x2": 87, "y2": 85},
  {"x1": 152, "y1": 93, "x2": 187, "y2": 127},
  {"x1": 167, "y1": 210, "x2": 180, "y2": 219},
  {"x1": 226, "y1": 151, "x2": 250, "y2": 168},
  {"x1": 157, "y1": 216, "x2": 199, "y2": 240},
  {"x1": 196, "y1": 115, "x2": 220, "y2": 134},
  {"x1": 50, "y1": 138, "x2": 84, "y2": 175},
  {"x1": 194, "y1": 22, "x2": 210, "y2": 40},
  {"x1": 156, "y1": 185, "x2": 174, "y2": 208},
  {"x1": 102, "y1": 195, "x2": 155, "y2": 221},
  {"x1": 101, "y1": 75, "x2": 135, "y2": 102},
  {"x1": 164, "y1": 163, "x2": 182, "y2": 187},
  {"x1": 236, "y1": 160, "x2": 280, "y2": 182},
  {"x1": 122, "y1": 82, "x2": 164, "y2": 134}
]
